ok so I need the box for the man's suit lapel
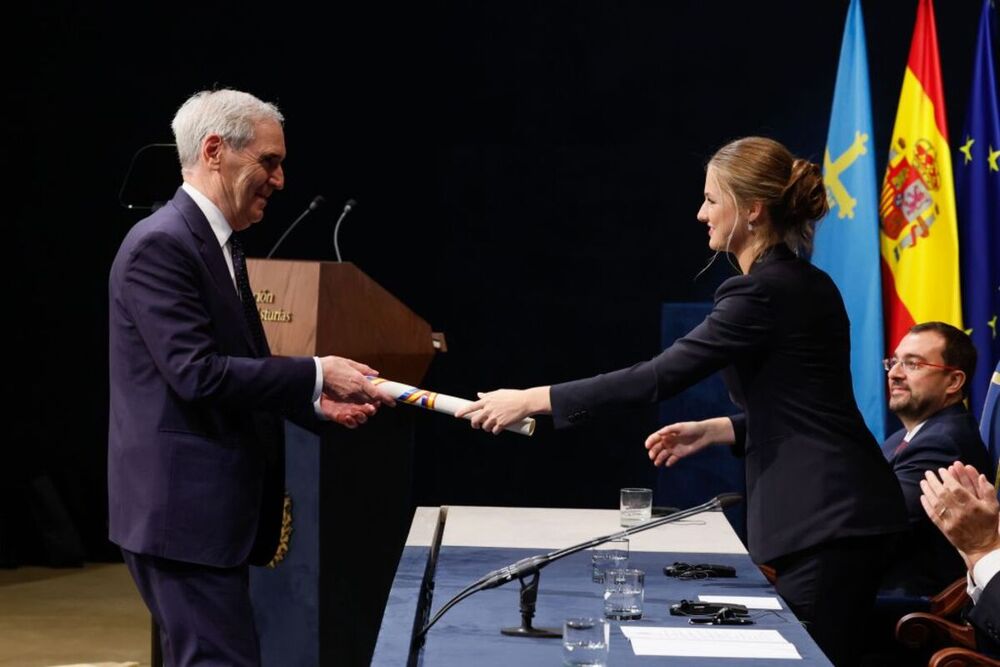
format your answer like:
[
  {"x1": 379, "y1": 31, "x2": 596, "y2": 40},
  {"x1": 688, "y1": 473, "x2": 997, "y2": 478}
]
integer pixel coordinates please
[
  {"x1": 169, "y1": 188, "x2": 261, "y2": 355},
  {"x1": 904, "y1": 405, "x2": 965, "y2": 449},
  {"x1": 887, "y1": 405, "x2": 965, "y2": 461}
]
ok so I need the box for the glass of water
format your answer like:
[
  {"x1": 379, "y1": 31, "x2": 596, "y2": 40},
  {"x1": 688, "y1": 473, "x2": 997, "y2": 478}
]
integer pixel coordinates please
[
  {"x1": 619, "y1": 487, "x2": 652, "y2": 526},
  {"x1": 562, "y1": 617, "x2": 609, "y2": 666},
  {"x1": 603, "y1": 568, "x2": 644, "y2": 620},
  {"x1": 590, "y1": 537, "x2": 629, "y2": 584}
]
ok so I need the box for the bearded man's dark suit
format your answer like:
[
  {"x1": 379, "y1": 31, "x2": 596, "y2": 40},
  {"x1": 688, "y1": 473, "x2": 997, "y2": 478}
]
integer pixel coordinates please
[
  {"x1": 879, "y1": 403, "x2": 991, "y2": 595},
  {"x1": 108, "y1": 187, "x2": 320, "y2": 663}
]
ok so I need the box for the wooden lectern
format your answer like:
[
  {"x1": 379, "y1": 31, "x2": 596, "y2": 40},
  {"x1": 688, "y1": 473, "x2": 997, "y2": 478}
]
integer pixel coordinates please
[
  {"x1": 246, "y1": 260, "x2": 442, "y2": 384},
  {"x1": 245, "y1": 259, "x2": 442, "y2": 667}
]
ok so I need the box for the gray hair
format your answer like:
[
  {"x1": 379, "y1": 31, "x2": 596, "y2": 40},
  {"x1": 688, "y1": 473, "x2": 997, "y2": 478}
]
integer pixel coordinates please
[{"x1": 171, "y1": 89, "x2": 284, "y2": 169}]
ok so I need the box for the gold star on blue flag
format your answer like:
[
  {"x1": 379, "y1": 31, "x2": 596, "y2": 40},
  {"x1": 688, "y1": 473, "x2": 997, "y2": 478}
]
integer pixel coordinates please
[{"x1": 960, "y1": 136, "x2": 975, "y2": 163}]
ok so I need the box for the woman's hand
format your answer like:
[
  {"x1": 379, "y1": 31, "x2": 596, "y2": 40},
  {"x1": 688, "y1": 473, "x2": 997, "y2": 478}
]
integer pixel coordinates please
[
  {"x1": 645, "y1": 417, "x2": 733, "y2": 467},
  {"x1": 455, "y1": 386, "x2": 551, "y2": 435}
]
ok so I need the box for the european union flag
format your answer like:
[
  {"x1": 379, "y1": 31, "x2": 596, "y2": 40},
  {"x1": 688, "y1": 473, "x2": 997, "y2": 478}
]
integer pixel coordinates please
[
  {"x1": 813, "y1": 0, "x2": 886, "y2": 440},
  {"x1": 956, "y1": 0, "x2": 1000, "y2": 421}
]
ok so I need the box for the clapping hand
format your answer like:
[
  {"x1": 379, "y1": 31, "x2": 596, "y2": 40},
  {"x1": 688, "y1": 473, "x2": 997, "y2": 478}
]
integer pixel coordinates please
[{"x1": 920, "y1": 462, "x2": 1000, "y2": 570}]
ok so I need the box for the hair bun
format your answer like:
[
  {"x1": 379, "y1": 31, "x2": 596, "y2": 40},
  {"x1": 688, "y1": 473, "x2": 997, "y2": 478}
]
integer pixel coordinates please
[{"x1": 783, "y1": 159, "x2": 828, "y2": 224}]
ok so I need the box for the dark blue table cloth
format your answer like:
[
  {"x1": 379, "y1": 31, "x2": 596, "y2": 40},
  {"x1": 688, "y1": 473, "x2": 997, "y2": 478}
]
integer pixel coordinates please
[{"x1": 375, "y1": 545, "x2": 833, "y2": 666}]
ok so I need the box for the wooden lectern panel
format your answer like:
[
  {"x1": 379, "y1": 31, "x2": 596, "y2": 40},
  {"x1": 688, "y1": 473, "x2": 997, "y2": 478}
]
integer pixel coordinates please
[
  {"x1": 246, "y1": 260, "x2": 320, "y2": 357},
  {"x1": 246, "y1": 259, "x2": 436, "y2": 385}
]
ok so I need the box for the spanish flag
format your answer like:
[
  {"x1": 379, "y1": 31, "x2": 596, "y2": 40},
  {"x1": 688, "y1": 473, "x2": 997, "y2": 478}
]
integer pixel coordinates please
[{"x1": 879, "y1": 0, "x2": 962, "y2": 350}]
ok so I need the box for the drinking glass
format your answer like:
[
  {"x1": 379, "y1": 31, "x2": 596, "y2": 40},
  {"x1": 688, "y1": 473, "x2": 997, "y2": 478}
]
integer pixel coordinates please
[{"x1": 562, "y1": 617, "x2": 609, "y2": 666}]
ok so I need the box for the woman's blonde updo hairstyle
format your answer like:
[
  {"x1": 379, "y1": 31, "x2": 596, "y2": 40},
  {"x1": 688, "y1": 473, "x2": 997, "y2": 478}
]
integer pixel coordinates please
[{"x1": 708, "y1": 136, "x2": 829, "y2": 255}]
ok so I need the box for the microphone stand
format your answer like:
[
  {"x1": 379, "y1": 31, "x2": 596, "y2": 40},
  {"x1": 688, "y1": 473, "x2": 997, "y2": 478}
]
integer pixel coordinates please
[
  {"x1": 266, "y1": 196, "x2": 325, "y2": 259},
  {"x1": 117, "y1": 142, "x2": 177, "y2": 212},
  {"x1": 332, "y1": 199, "x2": 356, "y2": 262},
  {"x1": 415, "y1": 493, "x2": 742, "y2": 644},
  {"x1": 502, "y1": 569, "x2": 557, "y2": 637}
]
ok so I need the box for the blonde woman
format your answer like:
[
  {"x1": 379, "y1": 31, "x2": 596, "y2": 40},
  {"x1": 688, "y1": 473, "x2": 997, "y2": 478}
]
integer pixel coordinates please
[{"x1": 458, "y1": 137, "x2": 907, "y2": 665}]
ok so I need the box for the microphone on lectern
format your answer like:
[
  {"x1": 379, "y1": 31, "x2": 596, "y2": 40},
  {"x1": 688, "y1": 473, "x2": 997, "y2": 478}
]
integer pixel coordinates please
[
  {"x1": 333, "y1": 198, "x2": 357, "y2": 262},
  {"x1": 265, "y1": 195, "x2": 326, "y2": 259}
]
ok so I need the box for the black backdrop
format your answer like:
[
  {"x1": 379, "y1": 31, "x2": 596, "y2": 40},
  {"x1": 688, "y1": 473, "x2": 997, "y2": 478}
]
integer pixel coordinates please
[{"x1": 8, "y1": 0, "x2": 984, "y2": 562}]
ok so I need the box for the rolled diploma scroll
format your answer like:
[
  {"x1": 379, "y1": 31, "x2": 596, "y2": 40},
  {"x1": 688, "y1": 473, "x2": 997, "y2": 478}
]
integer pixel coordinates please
[{"x1": 370, "y1": 378, "x2": 536, "y2": 436}]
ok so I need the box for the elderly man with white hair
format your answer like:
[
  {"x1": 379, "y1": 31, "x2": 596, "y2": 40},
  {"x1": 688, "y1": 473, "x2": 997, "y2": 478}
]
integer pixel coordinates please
[{"x1": 108, "y1": 89, "x2": 390, "y2": 665}]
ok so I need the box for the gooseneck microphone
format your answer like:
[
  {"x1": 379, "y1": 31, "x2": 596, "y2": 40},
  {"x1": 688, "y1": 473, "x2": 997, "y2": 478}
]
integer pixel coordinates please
[
  {"x1": 333, "y1": 198, "x2": 357, "y2": 262},
  {"x1": 415, "y1": 492, "x2": 743, "y2": 641},
  {"x1": 265, "y1": 195, "x2": 326, "y2": 259}
]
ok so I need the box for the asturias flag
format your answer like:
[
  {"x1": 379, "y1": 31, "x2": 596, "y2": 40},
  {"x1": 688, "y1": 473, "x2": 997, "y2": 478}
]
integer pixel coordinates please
[
  {"x1": 879, "y1": 0, "x2": 962, "y2": 351},
  {"x1": 956, "y1": 0, "x2": 1000, "y2": 420},
  {"x1": 813, "y1": 0, "x2": 886, "y2": 440}
]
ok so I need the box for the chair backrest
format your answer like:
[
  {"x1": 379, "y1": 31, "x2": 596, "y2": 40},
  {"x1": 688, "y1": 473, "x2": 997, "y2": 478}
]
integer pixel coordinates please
[{"x1": 979, "y1": 361, "x2": 1000, "y2": 490}]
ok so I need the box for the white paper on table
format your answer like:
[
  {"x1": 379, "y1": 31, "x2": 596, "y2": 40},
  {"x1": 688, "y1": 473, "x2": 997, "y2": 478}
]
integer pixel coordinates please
[
  {"x1": 698, "y1": 594, "x2": 783, "y2": 610},
  {"x1": 370, "y1": 378, "x2": 536, "y2": 436},
  {"x1": 619, "y1": 627, "x2": 802, "y2": 660}
]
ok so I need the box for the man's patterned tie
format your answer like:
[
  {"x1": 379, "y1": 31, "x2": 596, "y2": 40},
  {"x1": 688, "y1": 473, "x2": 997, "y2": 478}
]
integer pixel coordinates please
[{"x1": 229, "y1": 234, "x2": 268, "y2": 355}]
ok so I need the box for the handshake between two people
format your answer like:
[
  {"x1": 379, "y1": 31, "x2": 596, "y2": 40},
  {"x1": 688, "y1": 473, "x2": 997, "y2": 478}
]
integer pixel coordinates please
[{"x1": 318, "y1": 356, "x2": 396, "y2": 429}]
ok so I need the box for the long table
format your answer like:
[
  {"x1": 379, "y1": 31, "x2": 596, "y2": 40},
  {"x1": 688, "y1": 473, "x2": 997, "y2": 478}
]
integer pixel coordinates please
[{"x1": 373, "y1": 506, "x2": 832, "y2": 666}]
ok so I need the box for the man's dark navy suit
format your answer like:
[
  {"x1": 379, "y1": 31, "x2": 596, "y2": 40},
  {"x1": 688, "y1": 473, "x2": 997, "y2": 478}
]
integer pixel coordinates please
[
  {"x1": 108, "y1": 187, "x2": 320, "y2": 662},
  {"x1": 109, "y1": 187, "x2": 317, "y2": 566},
  {"x1": 880, "y1": 403, "x2": 992, "y2": 595}
]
